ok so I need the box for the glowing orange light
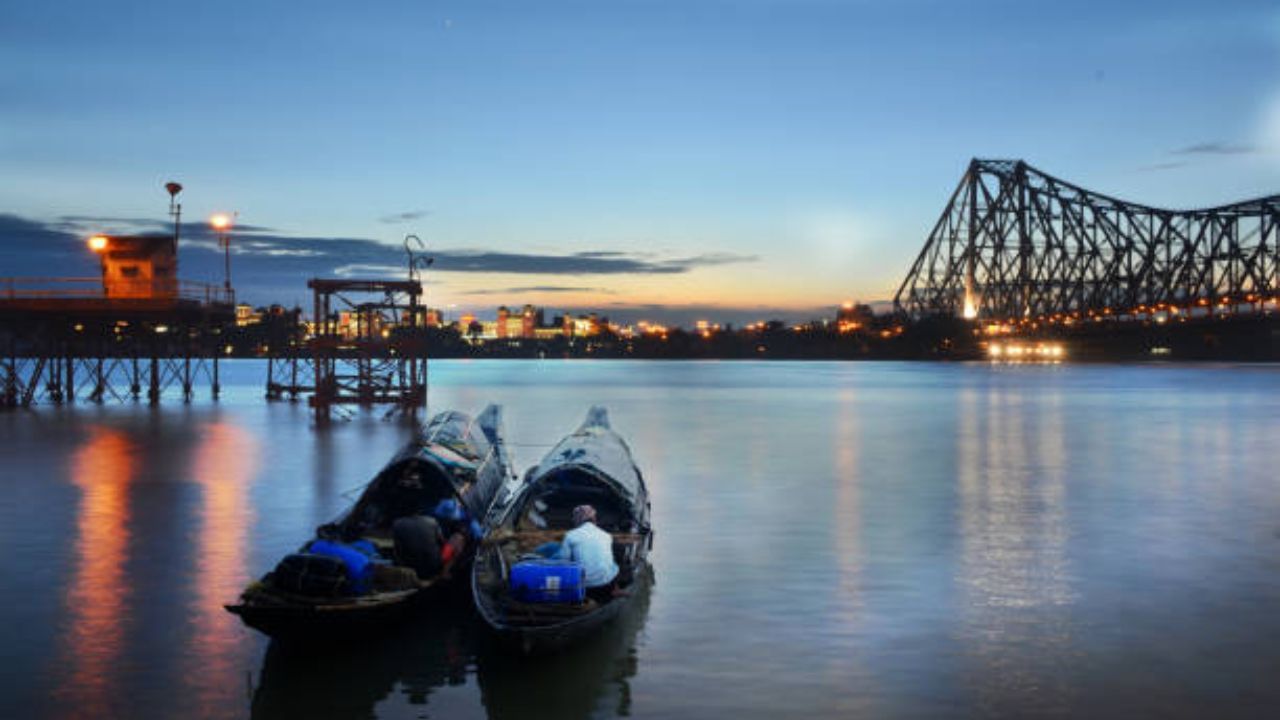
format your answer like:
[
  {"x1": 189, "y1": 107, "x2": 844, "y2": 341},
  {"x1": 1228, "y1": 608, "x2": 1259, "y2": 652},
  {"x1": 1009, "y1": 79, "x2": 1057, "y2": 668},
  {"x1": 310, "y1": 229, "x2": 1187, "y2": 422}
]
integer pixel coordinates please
[
  {"x1": 61, "y1": 428, "x2": 134, "y2": 709},
  {"x1": 189, "y1": 422, "x2": 257, "y2": 695},
  {"x1": 88, "y1": 235, "x2": 109, "y2": 252},
  {"x1": 209, "y1": 213, "x2": 233, "y2": 231}
]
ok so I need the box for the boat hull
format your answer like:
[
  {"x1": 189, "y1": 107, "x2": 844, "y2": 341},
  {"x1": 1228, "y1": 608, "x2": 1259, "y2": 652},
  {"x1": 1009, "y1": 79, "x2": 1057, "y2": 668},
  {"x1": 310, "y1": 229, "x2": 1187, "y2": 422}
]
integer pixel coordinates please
[
  {"x1": 475, "y1": 562, "x2": 651, "y2": 654},
  {"x1": 226, "y1": 585, "x2": 441, "y2": 641}
]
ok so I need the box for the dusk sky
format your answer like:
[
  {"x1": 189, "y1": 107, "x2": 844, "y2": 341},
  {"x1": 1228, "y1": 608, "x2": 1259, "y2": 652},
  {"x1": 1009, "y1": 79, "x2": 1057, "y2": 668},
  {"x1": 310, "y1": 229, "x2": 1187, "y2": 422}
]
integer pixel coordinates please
[{"x1": 4, "y1": 0, "x2": 1279, "y2": 323}]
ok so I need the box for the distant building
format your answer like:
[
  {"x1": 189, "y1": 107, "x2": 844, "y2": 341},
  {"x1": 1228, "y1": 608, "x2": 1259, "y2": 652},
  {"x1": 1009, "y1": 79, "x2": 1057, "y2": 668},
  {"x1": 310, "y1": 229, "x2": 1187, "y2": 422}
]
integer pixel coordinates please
[
  {"x1": 458, "y1": 304, "x2": 618, "y2": 343},
  {"x1": 567, "y1": 313, "x2": 603, "y2": 337},
  {"x1": 496, "y1": 306, "x2": 527, "y2": 339},
  {"x1": 521, "y1": 304, "x2": 540, "y2": 338},
  {"x1": 235, "y1": 304, "x2": 259, "y2": 326},
  {"x1": 836, "y1": 301, "x2": 874, "y2": 332}
]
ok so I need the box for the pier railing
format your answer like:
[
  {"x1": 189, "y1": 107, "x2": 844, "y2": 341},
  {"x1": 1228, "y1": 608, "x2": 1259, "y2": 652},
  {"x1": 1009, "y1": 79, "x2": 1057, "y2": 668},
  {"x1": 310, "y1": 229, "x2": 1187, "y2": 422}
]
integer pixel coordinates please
[{"x1": 0, "y1": 277, "x2": 234, "y2": 306}]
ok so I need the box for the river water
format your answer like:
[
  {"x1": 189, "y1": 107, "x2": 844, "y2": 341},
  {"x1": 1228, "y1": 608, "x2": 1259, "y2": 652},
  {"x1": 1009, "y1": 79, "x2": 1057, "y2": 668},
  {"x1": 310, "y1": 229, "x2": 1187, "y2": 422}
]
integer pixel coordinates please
[{"x1": 2, "y1": 360, "x2": 1279, "y2": 719}]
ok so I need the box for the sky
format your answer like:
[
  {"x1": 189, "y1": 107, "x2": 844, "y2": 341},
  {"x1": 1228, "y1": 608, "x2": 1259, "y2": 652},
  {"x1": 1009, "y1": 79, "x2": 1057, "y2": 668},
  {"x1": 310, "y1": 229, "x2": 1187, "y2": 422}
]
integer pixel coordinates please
[{"x1": 3, "y1": 0, "x2": 1279, "y2": 324}]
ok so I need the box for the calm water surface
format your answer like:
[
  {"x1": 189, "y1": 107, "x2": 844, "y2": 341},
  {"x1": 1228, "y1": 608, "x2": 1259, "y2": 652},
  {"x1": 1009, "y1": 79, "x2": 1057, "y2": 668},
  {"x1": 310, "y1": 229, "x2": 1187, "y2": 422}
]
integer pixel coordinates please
[{"x1": 2, "y1": 361, "x2": 1279, "y2": 719}]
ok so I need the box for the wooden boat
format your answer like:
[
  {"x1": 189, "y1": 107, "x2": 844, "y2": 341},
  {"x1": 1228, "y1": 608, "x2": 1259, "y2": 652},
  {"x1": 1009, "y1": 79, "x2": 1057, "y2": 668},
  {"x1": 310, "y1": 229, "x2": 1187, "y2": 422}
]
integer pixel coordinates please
[
  {"x1": 472, "y1": 406, "x2": 652, "y2": 653},
  {"x1": 227, "y1": 405, "x2": 518, "y2": 640},
  {"x1": 476, "y1": 565, "x2": 654, "y2": 718}
]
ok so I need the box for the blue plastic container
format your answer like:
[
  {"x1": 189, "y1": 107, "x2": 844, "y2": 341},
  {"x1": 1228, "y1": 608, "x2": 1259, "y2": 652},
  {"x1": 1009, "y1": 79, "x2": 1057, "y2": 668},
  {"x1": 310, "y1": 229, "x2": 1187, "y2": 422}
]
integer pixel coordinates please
[
  {"x1": 348, "y1": 539, "x2": 381, "y2": 559},
  {"x1": 510, "y1": 559, "x2": 585, "y2": 603},
  {"x1": 308, "y1": 539, "x2": 375, "y2": 594},
  {"x1": 433, "y1": 498, "x2": 467, "y2": 522}
]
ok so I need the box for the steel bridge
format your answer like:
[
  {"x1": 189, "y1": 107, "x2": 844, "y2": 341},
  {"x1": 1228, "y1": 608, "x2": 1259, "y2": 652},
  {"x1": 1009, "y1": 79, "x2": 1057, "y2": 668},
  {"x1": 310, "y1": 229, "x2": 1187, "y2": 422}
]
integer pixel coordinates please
[{"x1": 893, "y1": 159, "x2": 1280, "y2": 324}]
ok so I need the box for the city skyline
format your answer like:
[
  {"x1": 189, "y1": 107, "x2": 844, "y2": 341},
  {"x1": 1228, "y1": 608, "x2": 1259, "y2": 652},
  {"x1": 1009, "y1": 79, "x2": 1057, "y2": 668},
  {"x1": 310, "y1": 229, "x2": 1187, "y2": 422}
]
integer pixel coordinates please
[{"x1": 4, "y1": 1, "x2": 1280, "y2": 324}]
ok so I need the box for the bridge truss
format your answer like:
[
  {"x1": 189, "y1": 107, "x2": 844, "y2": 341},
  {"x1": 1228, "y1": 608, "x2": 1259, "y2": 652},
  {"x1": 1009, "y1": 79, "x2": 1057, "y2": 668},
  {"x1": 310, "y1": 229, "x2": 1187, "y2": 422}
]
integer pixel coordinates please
[{"x1": 893, "y1": 159, "x2": 1280, "y2": 322}]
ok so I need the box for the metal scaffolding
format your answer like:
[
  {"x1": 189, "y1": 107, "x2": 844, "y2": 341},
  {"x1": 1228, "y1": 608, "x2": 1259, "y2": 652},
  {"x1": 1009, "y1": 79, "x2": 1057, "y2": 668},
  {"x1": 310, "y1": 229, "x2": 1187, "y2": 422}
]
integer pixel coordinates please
[
  {"x1": 894, "y1": 159, "x2": 1280, "y2": 322},
  {"x1": 267, "y1": 278, "x2": 427, "y2": 421}
]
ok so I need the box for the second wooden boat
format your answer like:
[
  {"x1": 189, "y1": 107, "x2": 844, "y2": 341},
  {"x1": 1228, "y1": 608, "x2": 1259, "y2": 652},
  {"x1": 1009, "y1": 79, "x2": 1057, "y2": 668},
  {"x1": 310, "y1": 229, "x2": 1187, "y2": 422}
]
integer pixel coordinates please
[{"x1": 472, "y1": 406, "x2": 652, "y2": 653}]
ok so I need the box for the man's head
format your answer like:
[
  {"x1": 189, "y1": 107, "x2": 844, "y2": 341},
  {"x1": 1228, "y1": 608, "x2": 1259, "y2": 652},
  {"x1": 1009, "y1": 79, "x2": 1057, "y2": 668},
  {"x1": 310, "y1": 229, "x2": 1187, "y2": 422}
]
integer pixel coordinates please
[{"x1": 571, "y1": 504, "x2": 597, "y2": 527}]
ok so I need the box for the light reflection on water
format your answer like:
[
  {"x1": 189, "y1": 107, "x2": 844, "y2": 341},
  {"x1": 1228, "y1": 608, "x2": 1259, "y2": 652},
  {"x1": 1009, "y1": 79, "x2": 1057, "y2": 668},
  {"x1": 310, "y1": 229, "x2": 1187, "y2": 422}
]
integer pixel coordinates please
[
  {"x1": 187, "y1": 421, "x2": 259, "y2": 716},
  {"x1": 2, "y1": 361, "x2": 1280, "y2": 719},
  {"x1": 56, "y1": 428, "x2": 135, "y2": 717},
  {"x1": 827, "y1": 388, "x2": 868, "y2": 715},
  {"x1": 956, "y1": 384, "x2": 1075, "y2": 716}
]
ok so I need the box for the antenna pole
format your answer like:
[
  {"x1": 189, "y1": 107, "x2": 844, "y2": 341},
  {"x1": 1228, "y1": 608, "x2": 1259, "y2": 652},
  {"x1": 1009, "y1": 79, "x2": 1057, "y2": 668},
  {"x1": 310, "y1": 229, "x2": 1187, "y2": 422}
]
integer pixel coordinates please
[{"x1": 165, "y1": 181, "x2": 184, "y2": 251}]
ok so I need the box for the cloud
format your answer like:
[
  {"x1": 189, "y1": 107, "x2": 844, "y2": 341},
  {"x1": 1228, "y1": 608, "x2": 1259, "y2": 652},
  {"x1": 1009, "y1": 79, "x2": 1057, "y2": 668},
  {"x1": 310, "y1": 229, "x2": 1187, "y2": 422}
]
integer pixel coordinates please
[
  {"x1": 0, "y1": 214, "x2": 97, "y2": 268},
  {"x1": 425, "y1": 249, "x2": 756, "y2": 275},
  {"x1": 1138, "y1": 161, "x2": 1188, "y2": 172},
  {"x1": 584, "y1": 301, "x2": 839, "y2": 327},
  {"x1": 1169, "y1": 142, "x2": 1256, "y2": 156},
  {"x1": 460, "y1": 286, "x2": 617, "y2": 296},
  {"x1": 333, "y1": 263, "x2": 407, "y2": 277},
  {"x1": 57, "y1": 215, "x2": 277, "y2": 234},
  {"x1": 0, "y1": 213, "x2": 757, "y2": 306},
  {"x1": 378, "y1": 210, "x2": 430, "y2": 224}
]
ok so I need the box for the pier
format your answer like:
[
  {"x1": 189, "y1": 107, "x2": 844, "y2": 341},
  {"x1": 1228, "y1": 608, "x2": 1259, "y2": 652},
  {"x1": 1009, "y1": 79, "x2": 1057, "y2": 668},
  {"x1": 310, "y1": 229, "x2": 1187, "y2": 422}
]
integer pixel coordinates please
[{"x1": 0, "y1": 273, "x2": 234, "y2": 407}]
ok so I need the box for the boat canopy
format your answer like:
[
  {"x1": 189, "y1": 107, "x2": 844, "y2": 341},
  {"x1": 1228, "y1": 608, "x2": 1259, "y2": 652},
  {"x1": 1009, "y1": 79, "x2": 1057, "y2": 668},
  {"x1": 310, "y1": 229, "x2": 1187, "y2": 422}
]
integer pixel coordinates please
[
  {"x1": 338, "y1": 405, "x2": 514, "y2": 533},
  {"x1": 386, "y1": 404, "x2": 513, "y2": 519},
  {"x1": 525, "y1": 406, "x2": 648, "y2": 517}
]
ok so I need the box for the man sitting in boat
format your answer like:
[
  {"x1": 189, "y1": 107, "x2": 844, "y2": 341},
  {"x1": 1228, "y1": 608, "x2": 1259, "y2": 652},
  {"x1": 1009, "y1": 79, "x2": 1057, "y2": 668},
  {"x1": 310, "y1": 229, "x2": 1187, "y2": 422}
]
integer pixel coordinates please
[{"x1": 554, "y1": 504, "x2": 619, "y2": 603}]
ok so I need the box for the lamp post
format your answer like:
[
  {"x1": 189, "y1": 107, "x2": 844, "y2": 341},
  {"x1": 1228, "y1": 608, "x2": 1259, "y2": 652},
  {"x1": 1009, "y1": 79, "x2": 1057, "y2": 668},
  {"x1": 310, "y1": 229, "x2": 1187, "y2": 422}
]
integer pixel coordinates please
[
  {"x1": 88, "y1": 235, "x2": 109, "y2": 296},
  {"x1": 210, "y1": 213, "x2": 234, "y2": 302}
]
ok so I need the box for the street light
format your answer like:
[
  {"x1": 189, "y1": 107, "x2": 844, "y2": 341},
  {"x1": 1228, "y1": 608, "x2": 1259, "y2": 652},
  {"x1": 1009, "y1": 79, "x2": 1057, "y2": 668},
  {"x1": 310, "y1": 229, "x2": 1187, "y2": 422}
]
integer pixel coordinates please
[
  {"x1": 87, "y1": 235, "x2": 110, "y2": 296},
  {"x1": 209, "y1": 213, "x2": 234, "y2": 301}
]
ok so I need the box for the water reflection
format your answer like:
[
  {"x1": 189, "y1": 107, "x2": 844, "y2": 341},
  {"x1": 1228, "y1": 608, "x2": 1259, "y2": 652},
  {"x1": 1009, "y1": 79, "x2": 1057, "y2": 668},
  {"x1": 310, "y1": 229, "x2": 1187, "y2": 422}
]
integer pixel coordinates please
[
  {"x1": 955, "y1": 385, "x2": 1075, "y2": 714},
  {"x1": 188, "y1": 420, "x2": 260, "y2": 715},
  {"x1": 825, "y1": 389, "x2": 866, "y2": 704},
  {"x1": 250, "y1": 599, "x2": 474, "y2": 719},
  {"x1": 249, "y1": 570, "x2": 653, "y2": 720},
  {"x1": 477, "y1": 567, "x2": 653, "y2": 720},
  {"x1": 55, "y1": 426, "x2": 137, "y2": 716}
]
